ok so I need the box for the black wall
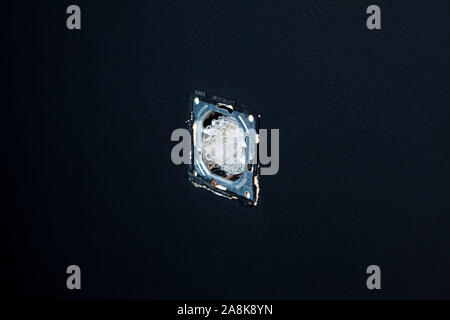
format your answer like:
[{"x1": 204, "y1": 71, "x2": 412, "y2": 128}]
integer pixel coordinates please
[{"x1": 4, "y1": 1, "x2": 450, "y2": 299}]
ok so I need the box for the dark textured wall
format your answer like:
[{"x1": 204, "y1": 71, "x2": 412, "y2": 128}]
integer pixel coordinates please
[{"x1": 4, "y1": 1, "x2": 450, "y2": 299}]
